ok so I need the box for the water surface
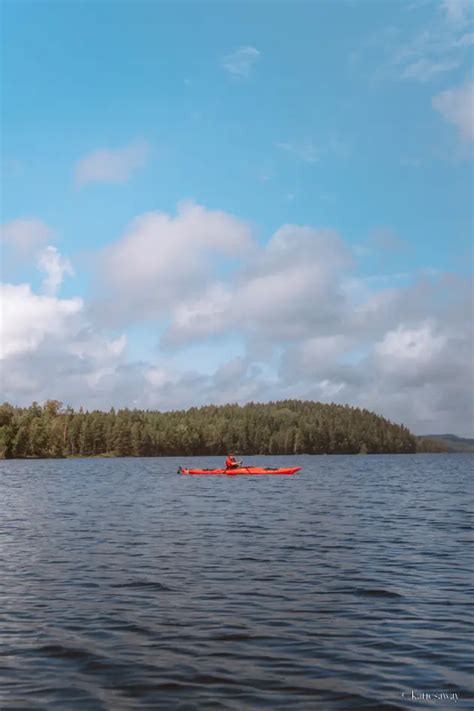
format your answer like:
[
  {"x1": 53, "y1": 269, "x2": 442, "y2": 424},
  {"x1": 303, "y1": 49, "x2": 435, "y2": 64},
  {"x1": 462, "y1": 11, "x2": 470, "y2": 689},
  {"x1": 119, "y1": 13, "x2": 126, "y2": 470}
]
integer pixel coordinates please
[{"x1": 1, "y1": 454, "x2": 472, "y2": 709}]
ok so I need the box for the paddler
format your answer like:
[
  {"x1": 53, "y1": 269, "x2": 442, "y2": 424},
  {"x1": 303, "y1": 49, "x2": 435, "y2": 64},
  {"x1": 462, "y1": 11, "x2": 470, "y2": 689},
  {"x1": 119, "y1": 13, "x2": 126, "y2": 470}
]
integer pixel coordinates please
[{"x1": 225, "y1": 452, "x2": 242, "y2": 470}]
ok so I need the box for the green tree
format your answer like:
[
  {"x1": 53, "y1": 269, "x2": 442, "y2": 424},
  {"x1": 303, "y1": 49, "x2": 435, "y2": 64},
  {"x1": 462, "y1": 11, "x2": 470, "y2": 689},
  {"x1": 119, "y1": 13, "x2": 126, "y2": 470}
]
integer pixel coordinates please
[{"x1": 79, "y1": 419, "x2": 94, "y2": 456}]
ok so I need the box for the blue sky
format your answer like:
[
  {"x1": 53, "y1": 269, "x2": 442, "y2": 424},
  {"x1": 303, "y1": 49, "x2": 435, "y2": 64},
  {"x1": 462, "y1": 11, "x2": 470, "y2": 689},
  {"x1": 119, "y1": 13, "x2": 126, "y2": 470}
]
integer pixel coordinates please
[{"x1": 1, "y1": 0, "x2": 473, "y2": 434}]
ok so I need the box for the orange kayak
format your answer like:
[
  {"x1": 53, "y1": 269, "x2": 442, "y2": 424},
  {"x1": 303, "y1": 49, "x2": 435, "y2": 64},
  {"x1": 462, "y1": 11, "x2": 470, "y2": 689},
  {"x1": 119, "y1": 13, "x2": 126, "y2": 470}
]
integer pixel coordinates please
[{"x1": 179, "y1": 466, "x2": 301, "y2": 476}]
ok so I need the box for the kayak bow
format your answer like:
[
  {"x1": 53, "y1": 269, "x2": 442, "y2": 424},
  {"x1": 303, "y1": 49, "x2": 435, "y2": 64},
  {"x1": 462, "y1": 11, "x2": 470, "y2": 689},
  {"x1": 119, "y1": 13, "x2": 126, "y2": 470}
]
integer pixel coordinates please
[{"x1": 179, "y1": 465, "x2": 301, "y2": 476}]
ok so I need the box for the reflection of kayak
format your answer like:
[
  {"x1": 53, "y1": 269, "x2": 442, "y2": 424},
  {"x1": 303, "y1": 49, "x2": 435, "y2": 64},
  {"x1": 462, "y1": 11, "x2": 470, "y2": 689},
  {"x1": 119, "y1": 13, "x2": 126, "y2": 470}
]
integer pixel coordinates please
[{"x1": 179, "y1": 466, "x2": 301, "y2": 476}]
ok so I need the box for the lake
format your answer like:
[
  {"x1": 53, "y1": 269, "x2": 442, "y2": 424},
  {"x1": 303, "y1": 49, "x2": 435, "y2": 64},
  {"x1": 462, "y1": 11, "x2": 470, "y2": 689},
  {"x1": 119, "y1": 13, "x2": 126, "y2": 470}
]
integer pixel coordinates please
[{"x1": 1, "y1": 454, "x2": 472, "y2": 710}]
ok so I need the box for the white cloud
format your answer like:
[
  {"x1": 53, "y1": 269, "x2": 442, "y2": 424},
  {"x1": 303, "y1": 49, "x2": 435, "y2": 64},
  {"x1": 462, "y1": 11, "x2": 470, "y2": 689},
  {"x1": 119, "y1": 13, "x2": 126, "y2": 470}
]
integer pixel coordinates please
[
  {"x1": 157, "y1": 216, "x2": 473, "y2": 434},
  {"x1": 69, "y1": 332, "x2": 126, "y2": 363},
  {"x1": 1, "y1": 219, "x2": 54, "y2": 258},
  {"x1": 1, "y1": 253, "x2": 127, "y2": 404},
  {"x1": 167, "y1": 283, "x2": 232, "y2": 345},
  {"x1": 69, "y1": 333, "x2": 127, "y2": 388},
  {"x1": 0, "y1": 283, "x2": 82, "y2": 360},
  {"x1": 1, "y1": 204, "x2": 472, "y2": 436},
  {"x1": 281, "y1": 335, "x2": 352, "y2": 379},
  {"x1": 37, "y1": 246, "x2": 73, "y2": 295},
  {"x1": 245, "y1": 288, "x2": 472, "y2": 433},
  {"x1": 75, "y1": 140, "x2": 150, "y2": 187},
  {"x1": 375, "y1": 321, "x2": 446, "y2": 371},
  {"x1": 146, "y1": 366, "x2": 173, "y2": 389},
  {"x1": 432, "y1": 81, "x2": 474, "y2": 141},
  {"x1": 165, "y1": 224, "x2": 351, "y2": 346},
  {"x1": 275, "y1": 288, "x2": 472, "y2": 435},
  {"x1": 232, "y1": 230, "x2": 347, "y2": 338},
  {"x1": 221, "y1": 46, "x2": 260, "y2": 77},
  {"x1": 140, "y1": 356, "x2": 267, "y2": 411},
  {"x1": 98, "y1": 201, "x2": 253, "y2": 324}
]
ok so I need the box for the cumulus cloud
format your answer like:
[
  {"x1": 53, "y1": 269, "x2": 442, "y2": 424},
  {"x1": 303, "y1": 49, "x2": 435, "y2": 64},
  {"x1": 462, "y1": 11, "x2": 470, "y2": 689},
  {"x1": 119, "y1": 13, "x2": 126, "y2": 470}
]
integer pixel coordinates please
[
  {"x1": 221, "y1": 46, "x2": 260, "y2": 77},
  {"x1": 233, "y1": 226, "x2": 350, "y2": 338},
  {"x1": 167, "y1": 283, "x2": 232, "y2": 344},
  {"x1": 0, "y1": 283, "x2": 82, "y2": 360},
  {"x1": 75, "y1": 140, "x2": 150, "y2": 187},
  {"x1": 158, "y1": 215, "x2": 472, "y2": 434},
  {"x1": 1, "y1": 204, "x2": 472, "y2": 436},
  {"x1": 0, "y1": 253, "x2": 127, "y2": 405},
  {"x1": 140, "y1": 357, "x2": 267, "y2": 411},
  {"x1": 148, "y1": 288, "x2": 472, "y2": 434},
  {"x1": 37, "y1": 246, "x2": 74, "y2": 296},
  {"x1": 164, "y1": 224, "x2": 352, "y2": 346},
  {"x1": 97, "y1": 201, "x2": 253, "y2": 325},
  {"x1": 279, "y1": 335, "x2": 356, "y2": 387},
  {"x1": 279, "y1": 275, "x2": 473, "y2": 434},
  {"x1": 375, "y1": 321, "x2": 447, "y2": 377},
  {"x1": 432, "y1": 81, "x2": 474, "y2": 141},
  {"x1": 1, "y1": 219, "x2": 54, "y2": 259}
]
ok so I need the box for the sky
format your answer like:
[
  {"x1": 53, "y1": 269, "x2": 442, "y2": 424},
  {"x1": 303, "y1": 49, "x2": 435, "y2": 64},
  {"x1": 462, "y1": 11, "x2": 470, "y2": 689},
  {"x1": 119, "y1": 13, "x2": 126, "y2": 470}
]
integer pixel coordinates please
[{"x1": 1, "y1": 0, "x2": 473, "y2": 436}]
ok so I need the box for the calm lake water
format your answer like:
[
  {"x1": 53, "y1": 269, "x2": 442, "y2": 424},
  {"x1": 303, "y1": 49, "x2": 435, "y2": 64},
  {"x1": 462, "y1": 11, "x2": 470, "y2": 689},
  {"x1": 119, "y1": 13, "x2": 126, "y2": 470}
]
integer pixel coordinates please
[{"x1": 1, "y1": 454, "x2": 472, "y2": 710}]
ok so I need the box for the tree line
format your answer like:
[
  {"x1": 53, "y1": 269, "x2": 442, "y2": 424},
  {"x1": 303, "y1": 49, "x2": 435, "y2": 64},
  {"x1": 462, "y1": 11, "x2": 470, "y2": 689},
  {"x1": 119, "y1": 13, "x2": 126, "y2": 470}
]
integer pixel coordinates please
[{"x1": 0, "y1": 399, "x2": 447, "y2": 459}]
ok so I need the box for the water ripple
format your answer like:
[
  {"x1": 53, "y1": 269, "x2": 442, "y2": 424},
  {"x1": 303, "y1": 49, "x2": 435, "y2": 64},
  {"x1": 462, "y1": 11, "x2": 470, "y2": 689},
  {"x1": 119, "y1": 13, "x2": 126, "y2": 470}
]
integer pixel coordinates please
[{"x1": 0, "y1": 453, "x2": 472, "y2": 709}]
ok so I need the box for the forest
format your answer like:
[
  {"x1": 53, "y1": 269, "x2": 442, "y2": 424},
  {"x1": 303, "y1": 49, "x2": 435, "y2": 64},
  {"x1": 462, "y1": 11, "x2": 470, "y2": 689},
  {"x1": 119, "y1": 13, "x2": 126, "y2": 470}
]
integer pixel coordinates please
[{"x1": 0, "y1": 399, "x2": 447, "y2": 459}]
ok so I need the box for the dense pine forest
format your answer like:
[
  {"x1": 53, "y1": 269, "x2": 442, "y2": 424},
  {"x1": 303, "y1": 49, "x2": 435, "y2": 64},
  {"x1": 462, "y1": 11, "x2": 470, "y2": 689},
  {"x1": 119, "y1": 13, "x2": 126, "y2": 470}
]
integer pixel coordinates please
[{"x1": 0, "y1": 400, "x2": 448, "y2": 459}]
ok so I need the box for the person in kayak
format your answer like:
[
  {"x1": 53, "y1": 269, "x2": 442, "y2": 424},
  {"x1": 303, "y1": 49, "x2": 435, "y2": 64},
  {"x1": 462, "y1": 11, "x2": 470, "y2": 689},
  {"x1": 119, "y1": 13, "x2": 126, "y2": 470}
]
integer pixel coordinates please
[{"x1": 225, "y1": 452, "x2": 242, "y2": 470}]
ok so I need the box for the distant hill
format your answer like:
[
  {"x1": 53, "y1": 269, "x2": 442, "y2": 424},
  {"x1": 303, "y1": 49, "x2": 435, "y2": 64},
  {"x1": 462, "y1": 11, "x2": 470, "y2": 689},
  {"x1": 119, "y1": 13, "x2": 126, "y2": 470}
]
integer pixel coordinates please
[{"x1": 418, "y1": 434, "x2": 474, "y2": 453}]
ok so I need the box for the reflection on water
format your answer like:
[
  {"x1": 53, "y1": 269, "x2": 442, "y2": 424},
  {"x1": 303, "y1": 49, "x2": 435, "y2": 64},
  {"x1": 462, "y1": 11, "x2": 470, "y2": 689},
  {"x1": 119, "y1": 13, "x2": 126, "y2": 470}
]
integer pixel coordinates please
[{"x1": 1, "y1": 454, "x2": 472, "y2": 709}]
